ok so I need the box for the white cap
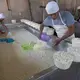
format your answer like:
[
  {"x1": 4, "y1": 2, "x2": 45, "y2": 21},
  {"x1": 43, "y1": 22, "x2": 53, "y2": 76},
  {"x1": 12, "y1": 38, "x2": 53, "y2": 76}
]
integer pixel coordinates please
[
  {"x1": 45, "y1": 1, "x2": 59, "y2": 14},
  {"x1": 0, "y1": 13, "x2": 5, "y2": 19},
  {"x1": 77, "y1": 6, "x2": 80, "y2": 10}
]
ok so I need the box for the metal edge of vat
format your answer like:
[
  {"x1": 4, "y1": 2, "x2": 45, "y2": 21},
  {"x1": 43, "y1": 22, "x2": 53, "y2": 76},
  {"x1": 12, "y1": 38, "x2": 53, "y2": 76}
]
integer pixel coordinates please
[
  {"x1": 26, "y1": 62, "x2": 80, "y2": 80},
  {"x1": 0, "y1": 22, "x2": 26, "y2": 29},
  {"x1": 26, "y1": 66, "x2": 57, "y2": 80},
  {"x1": 23, "y1": 24, "x2": 40, "y2": 38}
]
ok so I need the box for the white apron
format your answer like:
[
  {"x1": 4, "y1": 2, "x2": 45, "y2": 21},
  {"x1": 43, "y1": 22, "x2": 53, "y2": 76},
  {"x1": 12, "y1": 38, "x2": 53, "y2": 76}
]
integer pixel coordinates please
[{"x1": 52, "y1": 13, "x2": 75, "y2": 51}]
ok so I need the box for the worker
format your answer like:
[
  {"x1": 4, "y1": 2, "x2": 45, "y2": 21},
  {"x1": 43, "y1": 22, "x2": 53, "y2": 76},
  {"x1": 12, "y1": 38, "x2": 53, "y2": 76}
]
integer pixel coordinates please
[
  {"x1": 39, "y1": 1, "x2": 75, "y2": 51},
  {"x1": 0, "y1": 13, "x2": 8, "y2": 35}
]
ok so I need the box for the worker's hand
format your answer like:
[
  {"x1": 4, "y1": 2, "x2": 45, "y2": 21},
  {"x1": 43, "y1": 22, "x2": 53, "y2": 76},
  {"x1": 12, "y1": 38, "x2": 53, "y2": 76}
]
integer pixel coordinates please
[
  {"x1": 38, "y1": 34, "x2": 41, "y2": 40},
  {"x1": 54, "y1": 38, "x2": 62, "y2": 46}
]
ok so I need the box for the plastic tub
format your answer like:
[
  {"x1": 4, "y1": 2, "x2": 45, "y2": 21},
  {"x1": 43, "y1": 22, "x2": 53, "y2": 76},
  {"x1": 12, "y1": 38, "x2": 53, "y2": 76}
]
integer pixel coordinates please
[
  {"x1": 53, "y1": 51, "x2": 73, "y2": 70},
  {"x1": 67, "y1": 47, "x2": 80, "y2": 62},
  {"x1": 72, "y1": 38, "x2": 80, "y2": 47},
  {"x1": 47, "y1": 28, "x2": 54, "y2": 35},
  {"x1": 11, "y1": 19, "x2": 16, "y2": 24}
]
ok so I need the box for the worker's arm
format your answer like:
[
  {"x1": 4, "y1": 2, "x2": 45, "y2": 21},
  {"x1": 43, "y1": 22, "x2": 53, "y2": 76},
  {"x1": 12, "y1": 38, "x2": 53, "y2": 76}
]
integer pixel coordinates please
[
  {"x1": 61, "y1": 24, "x2": 75, "y2": 41},
  {"x1": 1, "y1": 21, "x2": 8, "y2": 32},
  {"x1": 55, "y1": 25, "x2": 75, "y2": 46},
  {"x1": 39, "y1": 23, "x2": 44, "y2": 39}
]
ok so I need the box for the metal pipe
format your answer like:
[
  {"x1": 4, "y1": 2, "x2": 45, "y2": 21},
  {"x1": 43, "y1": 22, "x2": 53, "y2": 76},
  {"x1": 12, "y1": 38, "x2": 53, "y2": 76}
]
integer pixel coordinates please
[
  {"x1": 6, "y1": 0, "x2": 10, "y2": 11},
  {"x1": 27, "y1": 0, "x2": 33, "y2": 21},
  {"x1": 6, "y1": 0, "x2": 12, "y2": 21}
]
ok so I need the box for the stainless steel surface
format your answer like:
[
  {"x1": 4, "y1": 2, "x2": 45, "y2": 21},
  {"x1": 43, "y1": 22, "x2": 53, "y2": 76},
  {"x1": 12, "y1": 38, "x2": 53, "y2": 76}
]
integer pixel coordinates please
[
  {"x1": 0, "y1": 23, "x2": 57, "y2": 80},
  {"x1": 28, "y1": 66, "x2": 57, "y2": 80}
]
